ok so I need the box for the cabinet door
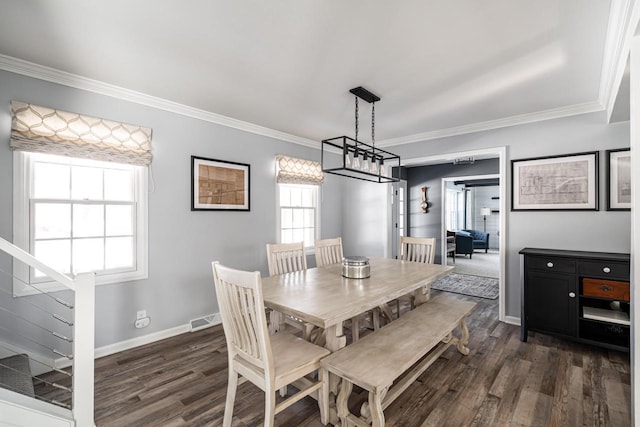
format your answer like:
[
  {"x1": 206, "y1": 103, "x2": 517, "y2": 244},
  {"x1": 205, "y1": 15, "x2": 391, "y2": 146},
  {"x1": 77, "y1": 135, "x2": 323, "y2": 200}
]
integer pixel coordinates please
[{"x1": 526, "y1": 270, "x2": 577, "y2": 337}]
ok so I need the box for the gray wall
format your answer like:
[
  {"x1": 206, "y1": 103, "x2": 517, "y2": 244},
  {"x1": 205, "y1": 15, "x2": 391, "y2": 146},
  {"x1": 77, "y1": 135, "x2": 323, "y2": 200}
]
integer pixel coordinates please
[
  {"x1": 344, "y1": 111, "x2": 631, "y2": 319},
  {"x1": 0, "y1": 70, "x2": 343, "y2": 351},
  {"x1": 405, "y1": 159, "x2": 499, "y2": 263}
]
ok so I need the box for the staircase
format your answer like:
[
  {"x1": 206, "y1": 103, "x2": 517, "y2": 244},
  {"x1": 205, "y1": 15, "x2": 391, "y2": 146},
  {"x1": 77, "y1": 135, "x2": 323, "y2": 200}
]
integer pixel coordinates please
[
  {"x1": 0, "y1": 354, "x2": 35, "y2": 398},
  {"x1": 0, "y1": 236, "x2": 95, "y2": 427}
]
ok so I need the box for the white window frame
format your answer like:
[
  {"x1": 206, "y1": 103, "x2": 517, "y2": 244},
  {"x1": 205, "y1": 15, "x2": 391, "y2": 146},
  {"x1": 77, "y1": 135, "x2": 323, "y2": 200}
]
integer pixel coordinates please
[
  {"x1": 13, "y1": 151, "x2": 148, "y2": 296},
  {"x1": 275, "y1": 183, "x2": 321, "y2": 253}
]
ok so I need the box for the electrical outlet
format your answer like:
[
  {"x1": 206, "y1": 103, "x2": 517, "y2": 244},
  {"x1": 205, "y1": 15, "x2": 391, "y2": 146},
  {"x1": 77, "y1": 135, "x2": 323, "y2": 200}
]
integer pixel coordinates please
[
  {"x1": 136, "y1": 310, "x2": 147, "y2": 320},
  {"x1": 134, "y1": 317, "x2": 150, "y2": 329}
]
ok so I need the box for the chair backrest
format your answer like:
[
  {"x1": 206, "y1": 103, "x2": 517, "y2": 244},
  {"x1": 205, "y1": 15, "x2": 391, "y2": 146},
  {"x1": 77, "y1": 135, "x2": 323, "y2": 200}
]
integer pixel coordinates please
[
  {"x1": 399, "y1": 236, "x2": 436, "y2": 264},
  {"x1": 211, "y1": 261, "x2": 273, "y2": 376},
  {"x1": 266, "y1": 242, "x2": 307, "y2": 276},
  {"x1": 314, "y1": 237, "x2": 343, "y2": 267}
]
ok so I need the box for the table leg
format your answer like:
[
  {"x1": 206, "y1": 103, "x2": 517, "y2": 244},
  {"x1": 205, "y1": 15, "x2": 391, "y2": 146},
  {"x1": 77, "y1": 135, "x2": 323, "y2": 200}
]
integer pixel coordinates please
[
  {"x1": 456, "y1": 317, "x2": 470, "y2": 355},
  {"x1": 413, "y1": 284, "x2": 431, "y2": 306},
  {"x1": 268, "y1": 310, "x2": 284, "y2": 335}
]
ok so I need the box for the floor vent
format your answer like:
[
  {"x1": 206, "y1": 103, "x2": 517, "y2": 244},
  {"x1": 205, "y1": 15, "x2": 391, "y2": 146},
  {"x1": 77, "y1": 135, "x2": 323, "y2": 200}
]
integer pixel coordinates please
[{"x1": 189, "y1": 313, "x2": 221, "y2": 332}]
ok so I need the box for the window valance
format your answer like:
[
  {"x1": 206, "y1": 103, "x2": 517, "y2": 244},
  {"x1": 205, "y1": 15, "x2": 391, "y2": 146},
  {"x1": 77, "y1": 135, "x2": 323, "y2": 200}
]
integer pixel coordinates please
[
  {"x1": 10, "y1": 101, "x2": 153, "y2": 166},
  {"x1": 276, "y1": 155, "x2": 324, "y2": 185}
]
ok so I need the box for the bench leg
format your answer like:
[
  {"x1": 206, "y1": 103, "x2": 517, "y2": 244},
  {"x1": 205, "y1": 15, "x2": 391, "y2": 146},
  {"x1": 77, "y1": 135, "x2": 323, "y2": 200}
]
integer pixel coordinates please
[
  {"x1": 456, "y1": 318, "x2": 470, "y2": 355},
  {"x1": 368, "y1": 390, "x2": 386, "y2": 427},
  {"x1": 337, "y1": 378, "x2": 353, "y2": 425}
]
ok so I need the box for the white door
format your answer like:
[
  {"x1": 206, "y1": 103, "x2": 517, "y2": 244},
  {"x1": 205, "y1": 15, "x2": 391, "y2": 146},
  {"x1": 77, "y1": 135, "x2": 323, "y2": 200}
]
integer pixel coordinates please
[{"x1": 391, "y1": 180, "x2": 407, "y2": 259}]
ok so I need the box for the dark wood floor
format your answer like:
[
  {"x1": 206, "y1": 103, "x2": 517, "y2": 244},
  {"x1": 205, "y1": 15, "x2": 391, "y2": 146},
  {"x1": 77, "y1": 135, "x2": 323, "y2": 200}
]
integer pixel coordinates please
[{"x1": 37, "y1": 291, "x2": 631, "y2": 426}]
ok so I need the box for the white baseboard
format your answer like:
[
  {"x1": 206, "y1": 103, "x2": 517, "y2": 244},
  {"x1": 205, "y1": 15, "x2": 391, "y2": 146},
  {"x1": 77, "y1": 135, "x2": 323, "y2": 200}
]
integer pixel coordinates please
[
  {"x1": 504, "y1": 315, "x2": 521, "y2": 326},
  {"x1": 55, "y1": 323, "x2": 193, "y2": 369}
]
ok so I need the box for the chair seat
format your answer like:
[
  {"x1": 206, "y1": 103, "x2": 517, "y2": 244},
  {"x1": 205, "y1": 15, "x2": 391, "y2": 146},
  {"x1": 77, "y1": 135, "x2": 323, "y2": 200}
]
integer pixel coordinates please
[
  {"x1": 272, "y1": 332, "x2": 330, "y2": 376},
  {"x1": 240, "y1": 332, "x2": 330, "y2": 388}
]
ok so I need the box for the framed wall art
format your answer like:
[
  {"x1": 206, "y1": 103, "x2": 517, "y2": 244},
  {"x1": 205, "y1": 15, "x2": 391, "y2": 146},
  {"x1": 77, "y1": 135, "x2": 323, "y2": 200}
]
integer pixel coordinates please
[
  {"x1": 606, "y1": 148, "x2": 631, "y2": 211},
  {"x1": 191, "y1": 155, "x2": 250, "y2": 211},
  {"x1": 511, "y1": 151, "x2": 599, "y2": 211}
]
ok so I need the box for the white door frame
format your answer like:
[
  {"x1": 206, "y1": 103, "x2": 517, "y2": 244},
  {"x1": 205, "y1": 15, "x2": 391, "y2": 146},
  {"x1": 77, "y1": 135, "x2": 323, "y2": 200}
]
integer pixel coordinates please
[{"x1": 402, "y1": 146, "x2": 507, "y2": 323}]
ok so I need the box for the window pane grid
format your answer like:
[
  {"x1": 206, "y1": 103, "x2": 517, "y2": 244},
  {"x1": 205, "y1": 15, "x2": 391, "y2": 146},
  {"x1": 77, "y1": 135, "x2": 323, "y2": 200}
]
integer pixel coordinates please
[
  {"x1": 278, "y1": 184, "x2": 318, "y2": 248},
  {"x1": 29, "y1": 156, "x2": 137, "y2": 280}
]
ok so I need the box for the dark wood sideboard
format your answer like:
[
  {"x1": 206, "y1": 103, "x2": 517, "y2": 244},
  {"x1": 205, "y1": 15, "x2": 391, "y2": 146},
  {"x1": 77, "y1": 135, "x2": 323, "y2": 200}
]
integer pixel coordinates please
[{"x1": 520, "y1": 248, "x2": 631, "y2": 352}]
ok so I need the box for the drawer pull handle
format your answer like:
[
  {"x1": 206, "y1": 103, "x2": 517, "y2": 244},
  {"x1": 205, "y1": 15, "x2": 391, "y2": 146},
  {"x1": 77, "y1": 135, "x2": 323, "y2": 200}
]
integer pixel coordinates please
[
  {"x1": 569, "y1": 292, "x2": 576, "y2": 298},
  {"x1": 600, "y1": 285, "x2": 612, "y2": 292},
  {"x1": 603, "y1": 267, "x2": 611, "y2": 273},
  {"x1": 547, "y1": 262, "x2": 554, "y2": 268}
]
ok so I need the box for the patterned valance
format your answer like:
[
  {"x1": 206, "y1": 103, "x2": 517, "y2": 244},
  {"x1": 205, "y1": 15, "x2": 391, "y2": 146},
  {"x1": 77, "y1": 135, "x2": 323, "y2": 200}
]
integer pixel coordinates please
[
  {"x1": 10, "y1": 101, "x2": 153, "y2": 166},
  {"x1": 276, "y1": 155, "x2": 324, "y2": 185}
]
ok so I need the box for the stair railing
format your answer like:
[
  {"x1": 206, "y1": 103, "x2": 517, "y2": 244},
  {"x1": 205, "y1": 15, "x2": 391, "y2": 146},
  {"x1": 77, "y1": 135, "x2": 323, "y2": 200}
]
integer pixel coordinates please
[{"x1": 0, "y1": 236, "x2": 95, "y2": 427}]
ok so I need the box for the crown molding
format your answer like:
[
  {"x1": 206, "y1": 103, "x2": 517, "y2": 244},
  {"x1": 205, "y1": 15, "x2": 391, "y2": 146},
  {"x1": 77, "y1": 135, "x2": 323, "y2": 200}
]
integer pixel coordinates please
[
  {"x1": 0, "y1": 54, "x2": 320, "y2": 149},
  {"x1": 599, "y1": 0, "x2": 640, "y2": 122},
  {"x1": 377, "y1": 101, "x2": 604, "y2": 147}
]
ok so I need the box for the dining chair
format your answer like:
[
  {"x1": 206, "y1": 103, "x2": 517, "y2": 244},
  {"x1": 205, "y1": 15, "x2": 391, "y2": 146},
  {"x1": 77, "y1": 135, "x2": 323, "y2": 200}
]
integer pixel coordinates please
[
  {"x1": 315, "y1": 237, "x2": 375, "y2": 342},
  {"x1": 314, "y1": 237, "x2": 343, "y2": 267},
  {"x1": 266, "y1": 241, "x2": 307, "y2": 275},
  {"x1": 212, "y1": 261, "x2": 330, "y2": 427},
  {"x1": 397, "y1": 236, "x2": 437, "y2": 314},
  {"x1": 266, "y1": 242, "x2": 315, "y2": 340}
]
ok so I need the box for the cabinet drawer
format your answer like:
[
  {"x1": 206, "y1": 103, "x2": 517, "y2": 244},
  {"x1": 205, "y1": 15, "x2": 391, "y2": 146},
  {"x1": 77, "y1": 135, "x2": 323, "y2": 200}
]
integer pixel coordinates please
[
  {"x1": 579, "y1": 261, "x2": 629, "y2": 280},
  {"x1": 527, "y1": 256, "x2": 575, "y2": 273},
  {"x1": 582, "y1": 278, "x2": 629, "y2": 302}
]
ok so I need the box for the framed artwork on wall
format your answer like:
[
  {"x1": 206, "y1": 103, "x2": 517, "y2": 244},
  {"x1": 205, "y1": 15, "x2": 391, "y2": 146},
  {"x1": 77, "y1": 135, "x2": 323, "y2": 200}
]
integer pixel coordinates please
[
  {"x1": 511, "y1": 151, "x2": 599, "y2": 211},
  {"x1": 606, "y1": 148, "x2": 631, "y2": 211},
  {"x1": 191, "y1": 155, "x2": 250, "y2": 211}
]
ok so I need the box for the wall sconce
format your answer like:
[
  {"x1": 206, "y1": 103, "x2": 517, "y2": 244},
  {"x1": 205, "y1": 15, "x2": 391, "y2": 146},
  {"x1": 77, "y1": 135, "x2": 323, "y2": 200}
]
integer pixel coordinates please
[{"x1": 421, "y1": 187, "x2": 429, "y2": 213}]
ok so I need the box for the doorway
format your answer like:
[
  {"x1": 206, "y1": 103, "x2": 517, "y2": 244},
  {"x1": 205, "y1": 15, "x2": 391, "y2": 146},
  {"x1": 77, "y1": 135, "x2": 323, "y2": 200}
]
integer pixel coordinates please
[
  {"x1": 396, "y1": 147, "x2": 507, "y2": 322},
  {"x1": 442, "y1": 175, "x2": 500, "y2": 279}
]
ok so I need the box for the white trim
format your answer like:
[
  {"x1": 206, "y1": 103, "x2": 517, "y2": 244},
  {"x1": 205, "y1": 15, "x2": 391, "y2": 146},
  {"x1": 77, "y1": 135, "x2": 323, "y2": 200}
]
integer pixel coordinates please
[
  {"x1": 55, "y1": 323, "x2": 192, "y2": 369},
  {"x1": 0, "y1": 388, "x2": 73, "y2": 427},
  {"x1": 0, "y1": 54, "x2": 319, "y2": 149},
  {"x1": 0, "y1": 54, "x2": 609, "y2": 151},
  {"x1": 504, "y1": 316, "x2": 521, "y2": 326},
  {"x1": 12, "y1": 152, "x2": 149, "y2": 296},
  {"x1": 403, "y1": 146, "x2": 507, "y2": 323},
  {"x1": 602, "y1": 0, "x2": 640, "y2": 121},
  {"x1": 629, "y1": 33, "x2": 640, "y2": 426},
  {"x1": 377, "y1": 102, "x2": 603, "y2": 148}
]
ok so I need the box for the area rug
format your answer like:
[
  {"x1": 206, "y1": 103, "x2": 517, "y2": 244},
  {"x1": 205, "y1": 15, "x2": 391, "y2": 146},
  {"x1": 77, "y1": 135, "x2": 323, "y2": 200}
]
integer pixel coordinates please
[{"x1": 431, "y1": 273, "x2": 498, "y2": 300}]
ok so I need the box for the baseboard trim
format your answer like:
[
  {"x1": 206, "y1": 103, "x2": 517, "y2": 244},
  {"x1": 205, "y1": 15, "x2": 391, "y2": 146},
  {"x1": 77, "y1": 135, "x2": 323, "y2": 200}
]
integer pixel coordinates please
[
  {"x1": 504, "y1": 316, "x2": 521, "y2": 326},
  {"x1": 55, "y1": 323, "x2": 194, "y2": 369}
]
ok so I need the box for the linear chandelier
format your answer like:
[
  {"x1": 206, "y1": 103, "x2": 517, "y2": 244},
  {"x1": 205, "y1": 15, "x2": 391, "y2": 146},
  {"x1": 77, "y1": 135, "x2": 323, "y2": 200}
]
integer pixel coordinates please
[{"x1": 321, "y1": 87, "x2": 400, "y2": 183}]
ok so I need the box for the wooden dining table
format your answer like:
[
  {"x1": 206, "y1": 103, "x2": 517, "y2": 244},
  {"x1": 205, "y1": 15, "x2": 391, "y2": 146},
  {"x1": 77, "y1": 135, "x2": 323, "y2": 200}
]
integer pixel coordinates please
[{"x1": 261, "y1": 256, "x2": 454, "y2": 352}]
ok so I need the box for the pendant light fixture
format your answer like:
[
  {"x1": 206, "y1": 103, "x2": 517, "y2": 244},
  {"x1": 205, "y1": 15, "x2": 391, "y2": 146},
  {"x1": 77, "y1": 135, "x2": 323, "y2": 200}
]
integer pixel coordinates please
[{"x1": 321, "y1": 87, "x2": 400, "y2": 183}]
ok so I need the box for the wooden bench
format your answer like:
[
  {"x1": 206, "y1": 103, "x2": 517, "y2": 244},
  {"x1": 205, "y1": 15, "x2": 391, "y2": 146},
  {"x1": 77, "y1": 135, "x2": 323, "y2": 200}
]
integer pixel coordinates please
[{"x1": 320, "y1": 294, "x2": 476, "y2": 426}]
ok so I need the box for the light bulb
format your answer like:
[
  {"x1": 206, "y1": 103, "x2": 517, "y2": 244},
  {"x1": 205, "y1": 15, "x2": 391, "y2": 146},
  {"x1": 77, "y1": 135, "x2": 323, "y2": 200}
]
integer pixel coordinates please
[
  {"x1": 362, "y1": 153, "x2": 369, "y2": 171},
  {"x1": 345, "y1": 151, "x2": 352, "y2": 167},
  {"x1": 379, "y1": 159, "x2": 386, "y2": 176},
  {"x1": 353, "y1": 151, "x2": 360, "y2": 169},
  {"x1": 370, "y1": 158, "x2": 378, "y2": 173}
]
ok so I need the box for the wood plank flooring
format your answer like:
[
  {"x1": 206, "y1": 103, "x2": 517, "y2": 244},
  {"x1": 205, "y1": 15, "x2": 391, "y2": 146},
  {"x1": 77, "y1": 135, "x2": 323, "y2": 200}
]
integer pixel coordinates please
[{"x1": 35, "y1": 291, "x2": 631, "y2": 426}]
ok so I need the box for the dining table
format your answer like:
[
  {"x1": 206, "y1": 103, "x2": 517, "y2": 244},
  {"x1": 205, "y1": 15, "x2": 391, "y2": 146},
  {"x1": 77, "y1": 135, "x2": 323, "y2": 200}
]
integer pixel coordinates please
[{"x1": 262, "y1": 256, "x2": 454, "y2": 352}]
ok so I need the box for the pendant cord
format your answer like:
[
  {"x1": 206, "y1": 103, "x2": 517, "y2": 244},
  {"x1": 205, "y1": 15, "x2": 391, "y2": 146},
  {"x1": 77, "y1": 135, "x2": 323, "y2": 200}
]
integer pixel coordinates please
[{"x1": 355, "y1": 96, "x2": 359, "y2": 141}]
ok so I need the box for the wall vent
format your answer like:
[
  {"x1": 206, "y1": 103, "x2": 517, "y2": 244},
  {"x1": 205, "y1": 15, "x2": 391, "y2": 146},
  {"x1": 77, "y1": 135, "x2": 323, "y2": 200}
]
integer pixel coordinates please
[{"x1": 189, "y1": 313, "x2": 221, "y2": 332}]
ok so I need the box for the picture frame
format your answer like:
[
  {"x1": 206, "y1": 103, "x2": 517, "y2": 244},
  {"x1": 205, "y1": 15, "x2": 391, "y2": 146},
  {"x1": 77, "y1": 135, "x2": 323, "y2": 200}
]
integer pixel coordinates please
[
  {"x1": 606, "y1": 148, "x2": 631, "y2": 211},
  {"x1": 511, "y1": 151, "x2": 599, "y2": 211},
  {"x1": 191, "y1": 155, "x2": 250, "y2": 211}
]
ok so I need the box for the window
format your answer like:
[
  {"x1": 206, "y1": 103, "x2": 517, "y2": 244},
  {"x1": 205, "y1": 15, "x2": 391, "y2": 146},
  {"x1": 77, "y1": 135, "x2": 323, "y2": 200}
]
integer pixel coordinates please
[
  {"x1": 446, "y1": 188, "x2": 465, "y2": 231},
  {"x1": 13, "y1": 152, "x2": 148, "y2": 295},
  {"x1": 276, "y1": 184, "x2": 320, "y2": 249}
]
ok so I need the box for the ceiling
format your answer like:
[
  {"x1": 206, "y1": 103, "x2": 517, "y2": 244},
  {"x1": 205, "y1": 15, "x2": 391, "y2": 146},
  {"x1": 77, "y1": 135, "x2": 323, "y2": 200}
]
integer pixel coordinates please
[{"x1": 0, "y1": 1, "x2": 635, "y2": 147}]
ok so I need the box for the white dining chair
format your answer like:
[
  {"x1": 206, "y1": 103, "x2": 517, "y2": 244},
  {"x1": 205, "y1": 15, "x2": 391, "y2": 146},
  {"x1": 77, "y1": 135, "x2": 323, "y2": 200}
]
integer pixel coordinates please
[
  {"x1": 315, "y1": 237, "x2": 376, "y2": 342},
  {"x1": 212, "y1": 261, "x2": 330, "y2": 427},
  {"x1": 266, "y1": 242, "x2": 307, "y2": 276},
  {"x1": 314, "y1": 237, "x2": 343, "y2": 267},
  {"x1": 397, "y1": 236, "x2": 437, "y2": 314},
  {"x1": 266, "y1": 241, "x2": 317, "y2": 342}
]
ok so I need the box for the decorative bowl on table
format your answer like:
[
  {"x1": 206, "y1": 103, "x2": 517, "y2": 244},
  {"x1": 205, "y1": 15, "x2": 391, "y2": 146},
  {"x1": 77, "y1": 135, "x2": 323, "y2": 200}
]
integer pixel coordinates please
[{"x1": 342, "y1": 256, "x2": 370, "y2": 279}]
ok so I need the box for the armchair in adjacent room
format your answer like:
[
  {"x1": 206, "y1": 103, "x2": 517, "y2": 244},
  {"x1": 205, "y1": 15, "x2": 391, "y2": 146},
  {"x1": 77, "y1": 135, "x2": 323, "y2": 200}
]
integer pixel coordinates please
[
  {"x1": 455, "y1": 232, "x2": 474, "y2": 258},
  {"x1": 462, "y1": 229, "x2": 490, "y2": 253}
]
